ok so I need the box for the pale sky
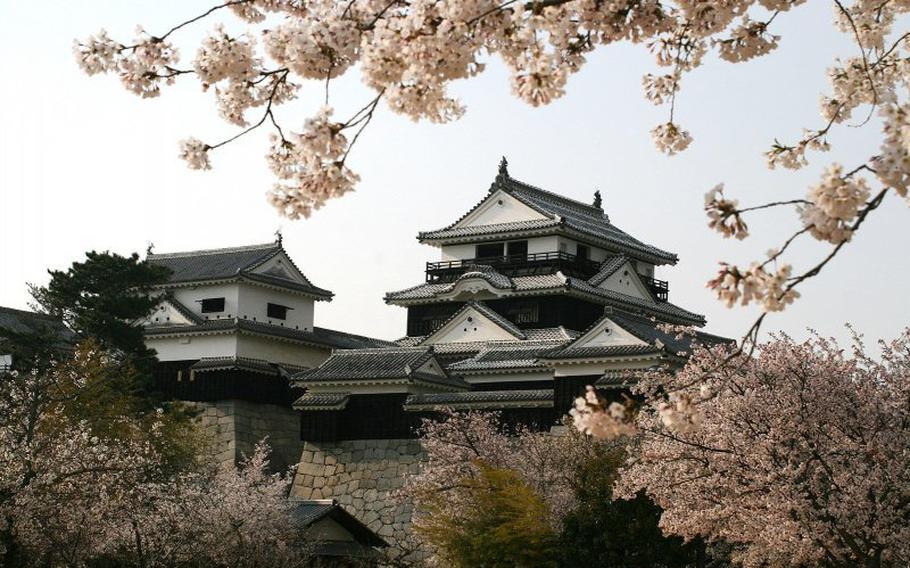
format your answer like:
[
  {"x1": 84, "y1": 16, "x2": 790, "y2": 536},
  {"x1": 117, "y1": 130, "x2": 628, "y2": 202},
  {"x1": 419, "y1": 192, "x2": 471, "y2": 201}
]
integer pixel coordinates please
[{"x1": 1, "y1": 1, "x2": 908, "y2": 345}]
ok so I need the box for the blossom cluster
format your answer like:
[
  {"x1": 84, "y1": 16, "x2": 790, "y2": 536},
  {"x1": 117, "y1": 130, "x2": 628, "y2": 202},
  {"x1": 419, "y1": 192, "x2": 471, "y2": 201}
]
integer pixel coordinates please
[
  {"x1": 610, "y1": 330, "x2": 910, "y2": 566},
  {"x1": 707, "y1": 261, "x2": 799, "y2": 312},
  {"x1": 265, "y1": 107, "x2": 359, "y2": 219},
  {"x1": 704, "y1": 183, "x2": 749, "y2": 239}
]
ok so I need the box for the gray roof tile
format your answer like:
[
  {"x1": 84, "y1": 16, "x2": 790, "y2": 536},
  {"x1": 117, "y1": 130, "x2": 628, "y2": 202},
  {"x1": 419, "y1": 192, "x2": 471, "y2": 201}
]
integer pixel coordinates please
[
  {"x1": 404, "y1": 389, "x2": 553, "y2": 409},
  {"x1": 147, "y1": 241, "x2": 332, "y2": 299},
  {"x1": 295, "y1": 347, "x2": 469, "y2": 390},
  {"x1": 418, "y1": 171, "x2": 677, "y2": 265},
  {"x1": 421, "y1": 301, "x2": 525, "y2": 342},
  {"x1": 386, "y1": 268, "x2": 705, "y2": 326},
  {"x1": 543, "y1": 310, "x2": 730, "y2": 360},
  {"x1": 293, "y1": 392, "x2": 350, "y2": 410},
  {"x1": 447, "y1": 341, "x2": 565, "y2": 372},
  {"x1": 143, "y1": 318, "x2": 393, "y2": 350},
  {"x1": 0, "y1": 306, "x2": 74, "y2": 343}
]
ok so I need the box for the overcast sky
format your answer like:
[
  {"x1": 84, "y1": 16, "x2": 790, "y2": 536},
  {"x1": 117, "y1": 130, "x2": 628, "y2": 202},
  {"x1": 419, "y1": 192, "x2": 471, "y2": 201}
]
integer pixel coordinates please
[{"x1": 1, "y1": 1, "x2": 908, "y2": 345}]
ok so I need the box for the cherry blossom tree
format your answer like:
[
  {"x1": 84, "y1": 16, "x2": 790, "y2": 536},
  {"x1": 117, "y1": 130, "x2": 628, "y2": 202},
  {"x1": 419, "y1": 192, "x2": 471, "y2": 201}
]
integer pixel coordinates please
[
  {"x1": 74, "y1": 1, "x2": 910, "y2": 343},
  {"x1": 0, "y1": 346, "x2": 312, "y2": 567},
  {"x1": 574, "y1": 330, "x2": 910, "y2": 567},
  {"x1": 405, "y1": 410, "x2": 591, "y2": 535}
]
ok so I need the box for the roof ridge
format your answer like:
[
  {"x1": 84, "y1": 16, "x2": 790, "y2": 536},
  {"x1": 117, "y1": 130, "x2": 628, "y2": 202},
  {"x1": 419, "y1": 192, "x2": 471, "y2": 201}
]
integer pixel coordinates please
[
  {"x1": 0, "y1": 306, "x2": 59, "y2": 321},
  {"x1": 147, "y1": 241, "x2": 278, "y2": 260},
  {"x1": 503, "y1": 175, "x2": 604, "y2": 216},
  {"x1": 329, "y1": 345, "x2": 430, "y2": 354}
]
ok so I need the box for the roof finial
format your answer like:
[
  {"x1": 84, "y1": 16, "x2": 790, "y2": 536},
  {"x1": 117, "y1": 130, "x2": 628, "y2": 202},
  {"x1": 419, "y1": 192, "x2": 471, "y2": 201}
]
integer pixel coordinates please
[
  {"x1": 274, "y1": 228, "x2": 283, "y2": 246},
  {"x1": 593, "y1": 190, "x2": 602, "y2": 210},
  {"x1": 498, "y1": 156, "x2": 509, "y2": 178},
  {"x1": 146, "y1": 242, "x2": 155, "y2": 256}
]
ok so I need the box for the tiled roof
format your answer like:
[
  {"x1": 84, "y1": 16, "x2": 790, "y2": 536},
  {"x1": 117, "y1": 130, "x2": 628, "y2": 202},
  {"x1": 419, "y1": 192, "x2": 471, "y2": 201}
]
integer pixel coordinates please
[
  {"x1": 0, "y1": 306, "x2": 75, "y2": 344},
  {"x1": 418, "y1": 169, "x2": 677, "y2": 265},
  {"x1": 447, "y1": 342, "x2": 564, "y2": 373},
  {"x1": 542, "y1": 343, "x2": 662, "y2": 360},
  {"x1": 404, "y1": 389, "x2": 554, "y2": 410},
  {"x1": 290, "y1": 500, "x2": 388, "y2": 548},
  {"x1": 147, "y1": 241, "x2": 333, "y2": 299},
  {"x1": 293, "y1": 392, "x2": 350, "y2": 410},
  {"x1": 295, "y1": 347, "x2": 468, "y2": 390},
  {"x1": 385, "y1": 267, "x2": 705, "y2": 326},
  {"x1": 421, "y1": 301, "x2": 525, "y2": 343},
  {"x1": 587, "y1": 255, "x2": 630, "y2": 287},
  {"x1": 564, "y1": 277, "x2": 705, "y2": 325},
  {"x1": 596, "y1": 370, "x2": 636, "y2": 389},
  {"x1": 160, "y1": 293, "x2": 204, "y2": 325},
  {"x1": 143, "y1": 318, "x2": 393, "y2": 350},
  {"x1": 419, "y1": 219, "x2": 561, "y2": 240},
  {"x1": 398, "y1": 327, "x2": 576, "y2": 355},
  {"x1": 542, "y1": 310, "x2": 730, "y2": 360},
  {"x1": 450, "y1": 265, "x2": 513, "y2": 289},
  {"x1": 190, "y1": 356, "x2": 277, "y2": 375}
]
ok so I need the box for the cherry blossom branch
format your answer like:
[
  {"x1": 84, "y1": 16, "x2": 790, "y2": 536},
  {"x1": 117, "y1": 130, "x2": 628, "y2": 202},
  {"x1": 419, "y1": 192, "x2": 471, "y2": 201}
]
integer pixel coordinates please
[
  {"x1": 155, "y1": 0, "x2": 253, "y2": 42},
  {"x1": 206, "y1": 70, "x2": 289, "y2": 151}
]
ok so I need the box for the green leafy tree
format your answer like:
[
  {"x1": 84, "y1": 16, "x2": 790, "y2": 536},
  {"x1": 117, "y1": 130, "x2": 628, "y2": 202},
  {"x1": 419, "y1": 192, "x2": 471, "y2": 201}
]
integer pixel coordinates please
[
  {"x1": 416, "y1": 463, "x2": 558, "y2": 568},
  {"x1": 28, "y1": 250, "x2": 171, "y2": 398},
  {"x1": 558, "y1": 444, "x2": 710, "y2": 568}
]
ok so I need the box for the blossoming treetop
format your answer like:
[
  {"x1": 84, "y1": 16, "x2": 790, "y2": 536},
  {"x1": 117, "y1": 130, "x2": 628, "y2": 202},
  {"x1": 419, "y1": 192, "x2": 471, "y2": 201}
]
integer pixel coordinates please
[{"x1": 75, "y1": 0, "x2": 910, "y2": 344}]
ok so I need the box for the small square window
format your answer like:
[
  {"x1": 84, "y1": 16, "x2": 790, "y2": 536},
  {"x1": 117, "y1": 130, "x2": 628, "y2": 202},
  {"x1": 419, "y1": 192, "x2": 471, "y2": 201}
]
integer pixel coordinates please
[
  {"x1": 576, "y1": 245, "x2": 590, "y2": 260},
  {"x1": 199, "y1": 298, "x2": 225, "y2": 313},
  {"x1": 267, "y1": 303, "x2": 291, "y2": 320}
]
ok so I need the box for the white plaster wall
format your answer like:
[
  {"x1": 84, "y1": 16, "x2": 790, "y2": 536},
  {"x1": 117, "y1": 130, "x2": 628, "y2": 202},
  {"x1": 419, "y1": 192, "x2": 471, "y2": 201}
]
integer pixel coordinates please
[
  {"x1": 147, "y1": 334, "x2": 238, "y2": 361},
  {"x1": 172, "y1": 283, "x2": 241, "y2": 319},
  {"x1": 527, "y1": 235, "x2": 559, "y2": 255},
  {"x1": 636, "y1": 261, "x2": 656, "y2": 278},
  {"x1": 601, "y1": 267, "x2": 652, "y2": 300},
  {"x1": 456, "y1": 190, "x2": 547, "y2": 227},
  {"x1": 237, "y1": 283, "x2": 315, "y2": 331},
  {"x1": 426, "y1": 308, "x2": 517, "y2": 344},
  {"x1": 235, "y1": 335, "x2": 329, "y2": 368},
  {"x1": 576, "y1": 318, "x2": 648, "y2": 347},
  {"x1": 440, "y1": 243, "x2": 477, "y2": 261}
]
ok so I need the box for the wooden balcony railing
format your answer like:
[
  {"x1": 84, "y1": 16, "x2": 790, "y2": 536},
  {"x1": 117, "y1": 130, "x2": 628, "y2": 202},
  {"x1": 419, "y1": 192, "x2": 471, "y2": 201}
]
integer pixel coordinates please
[{"x1": 426, "y1": 251, "x2": 602, "y2": 282}]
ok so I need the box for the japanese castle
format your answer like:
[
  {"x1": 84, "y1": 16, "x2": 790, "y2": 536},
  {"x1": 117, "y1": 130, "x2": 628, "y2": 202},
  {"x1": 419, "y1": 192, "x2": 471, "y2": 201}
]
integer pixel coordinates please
[{"x1": 138, "y1": 158, "x2": 723, "y2": 451}]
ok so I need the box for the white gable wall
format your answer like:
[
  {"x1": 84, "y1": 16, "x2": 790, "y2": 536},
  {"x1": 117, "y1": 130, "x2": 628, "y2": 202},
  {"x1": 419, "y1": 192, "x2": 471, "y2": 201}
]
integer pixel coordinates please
[
  {"x1": 143, "y1": 299, "x2": 198, "y2": 327},
  {"x1": 598, "y1": 263, "x2": 653, "y2": 301},
  {"x1": 574, "y1": 317, "x2": 648, "y2": 348},
  {"x1": 250, "y1": 251, "x2": 311, "y2": 284},
  {"x1": 172, "y1": 283, "x2": 242, "y2": 320},
  {"x1": 423, "y1": 306, "x2": 518, "y2": 344},
  {"x1": 455, "y1": 190, "x2": 548, "y2": 227}
]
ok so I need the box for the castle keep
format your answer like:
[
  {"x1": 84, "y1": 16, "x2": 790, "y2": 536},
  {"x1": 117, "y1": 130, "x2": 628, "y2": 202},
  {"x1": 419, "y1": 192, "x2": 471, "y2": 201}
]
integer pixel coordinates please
[{"x1": 141, "y1": 160, "x2": 724, "y2": 551}]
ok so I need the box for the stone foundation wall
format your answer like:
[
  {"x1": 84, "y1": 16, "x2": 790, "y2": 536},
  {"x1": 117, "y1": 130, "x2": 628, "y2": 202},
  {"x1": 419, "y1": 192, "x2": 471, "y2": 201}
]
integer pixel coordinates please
[
  {"x1": 190, "y1": 400, "x2": 303, "y2": 470},
  {"x1": 290, "y1": 439, "x2": 427, "y2": 562}
]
